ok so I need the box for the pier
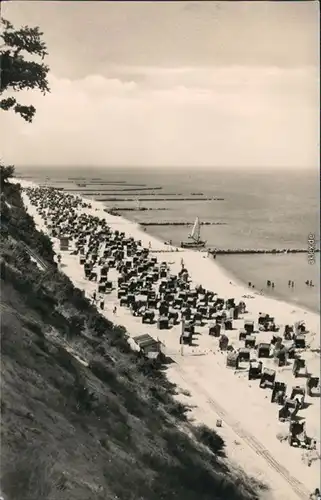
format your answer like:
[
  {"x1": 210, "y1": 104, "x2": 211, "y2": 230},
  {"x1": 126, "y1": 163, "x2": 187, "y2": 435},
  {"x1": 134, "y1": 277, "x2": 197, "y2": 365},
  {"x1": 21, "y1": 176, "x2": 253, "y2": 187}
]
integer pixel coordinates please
[{"x1": 209, "y1": 248, "x2": 320, "y2": 255}]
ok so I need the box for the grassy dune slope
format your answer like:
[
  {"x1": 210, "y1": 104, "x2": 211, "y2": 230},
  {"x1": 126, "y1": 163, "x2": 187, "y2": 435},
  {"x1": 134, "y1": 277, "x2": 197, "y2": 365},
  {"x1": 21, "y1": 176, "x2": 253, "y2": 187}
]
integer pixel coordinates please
[{"x1": 0, "y1": 181, "x2": 265, "y2": 500}]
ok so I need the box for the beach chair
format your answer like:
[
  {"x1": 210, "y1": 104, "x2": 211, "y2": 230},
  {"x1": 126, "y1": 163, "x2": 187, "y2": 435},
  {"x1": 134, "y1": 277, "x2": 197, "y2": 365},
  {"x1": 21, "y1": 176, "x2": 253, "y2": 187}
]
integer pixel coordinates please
[
  {"x1": 306, "y1": 376, "x2": 320, "y2": 397},
  {"x1": 226, "y1": 352, "x2": 239, "y2": 369},
  {"x1": 257, "y1": 343, "x2": 271, "y2": 358},
  {"x1": 232, "y1": 306, "x2": 239, "y2": 320},
  {"x1": 181, "y1": 307, "x2": 191, "y2": 320},
  {"x1": 274, "y1": 347, "x2": 287, "y2": 367},
  {"x1": 180, "y1": 330, "x2": 193, "y2": 346},
  {"x1": 147, "y1": 298, "x2": 157, "y2": 309},
  {"x1": 219, "y1": 334, "x2": 229, "y2": 351},
  {"x1": 198, "y1": 305, "x2": 208, "y2": 317},
  {"x1": 174, "y1": 297, "x2": 184, "y2": 309},
  {"x1": 294, "y1": 334, "x2": 306, "y2": 349},
  {"x1": 259, "y1": 368, "x2": 276, "y2": 389},
  {"x1": 244, "y1": 320, "x2": 254, "y2": 334},
  {"x1": 226, "y1": 298, "x2": 235, "y2": 307},
  {"x1": 168, "y1": 309, "x2": 179, "y2": 324},
  {"x1": 258, "y1": 313, "x2": 269, "y2": 325},
  {"x1": 159, "y1": 302, "x2": 169, "y2": 316},
  {"x1": 89, "y1": 271, "x2": 97, "y2": 281},
  {"x1": 209, "y1": 324, "x2": 221, "y2": 337},
  {"x1": 118, "y1": 289, "x2": 127, "y2": 299},
  {"x1": 142, "y1": 310, "x2": 155, "y2": 324},
  {"x1": 101, "y1": 265, "x2": 109, "y2": 277},
  {"x1": 248, "y1": 360, "x2": 263, "y2": 380},
  {"x1": 290, "y1": 386, "x2": 306, "y2": 408},
  {"x1": 271, "y1": 382, "x2": 287, "y2": 404},
  {"x1": 287, "y1": 345, "x2": 296, "y2": 359},
  {"x1": 119, "y1": 296, "x2": 128, "y2": 307},
  {"x1": 244, "y1": 336, "x2": 256, "y2": 348},
  {"x1": 238, "y1": 348, "x2": 250, "y2": 363},
  {"x1": 193, "y1": 312, "x2": 203, "y2": 326},
  {"x1": 178, "y1": 291, "x2": 188, "y2": 301},
  {"x1": 224, "y1": 319, "x2": 233, "y2": 330},
  {"x1": 238, "y1": 301, "x2": 246, "y2": 314},
  {"x1": 288, "y1": 421, "x2": 308, "y2": 447},
  {"x1": 279, "y1": 399, "x2": 300, "y2": 421},
  {"x1": 292, "y1": 358, "x2": 308, "y2": 378},
  {"x1": 239, "y1": 329, "x2": 247, "y2": 341},
  {"x1": 157, "y1": 316, "x2": 169, "y2": 330}
]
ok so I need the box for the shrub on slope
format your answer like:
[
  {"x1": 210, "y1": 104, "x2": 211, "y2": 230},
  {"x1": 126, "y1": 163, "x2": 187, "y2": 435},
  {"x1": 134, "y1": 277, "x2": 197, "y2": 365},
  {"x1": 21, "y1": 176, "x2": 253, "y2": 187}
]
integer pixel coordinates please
[{"x1": 0, "y1": 183, "x2": 266, "y2": 500}]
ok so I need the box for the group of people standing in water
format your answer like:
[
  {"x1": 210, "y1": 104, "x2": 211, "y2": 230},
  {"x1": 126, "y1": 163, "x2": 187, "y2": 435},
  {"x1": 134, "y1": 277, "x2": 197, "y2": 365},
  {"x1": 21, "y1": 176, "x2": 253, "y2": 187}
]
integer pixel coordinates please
[{"x1": 246, "y1": 278, "x2": 315, "y2": 292}]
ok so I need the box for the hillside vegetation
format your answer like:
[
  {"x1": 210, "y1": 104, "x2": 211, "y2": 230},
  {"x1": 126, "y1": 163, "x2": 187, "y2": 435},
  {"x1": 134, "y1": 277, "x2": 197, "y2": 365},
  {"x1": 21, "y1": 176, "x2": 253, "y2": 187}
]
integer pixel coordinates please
[{"x1": 0, "y1": 180, "x2": 265, "y2": 500}]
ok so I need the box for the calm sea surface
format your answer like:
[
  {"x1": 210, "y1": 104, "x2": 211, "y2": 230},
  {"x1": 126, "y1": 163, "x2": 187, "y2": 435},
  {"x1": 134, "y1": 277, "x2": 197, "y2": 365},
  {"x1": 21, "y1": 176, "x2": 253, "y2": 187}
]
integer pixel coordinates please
[{"x1": 19, "y1": 167, "x2": 320, "y2": 313}]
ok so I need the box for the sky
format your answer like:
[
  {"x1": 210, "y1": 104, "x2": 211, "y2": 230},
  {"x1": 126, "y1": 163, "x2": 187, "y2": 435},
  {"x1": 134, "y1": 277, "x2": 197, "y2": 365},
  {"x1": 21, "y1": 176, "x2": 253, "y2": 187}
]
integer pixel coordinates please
[{"x1": 0, "y1": 1, "x2": 319, "y2": 170}]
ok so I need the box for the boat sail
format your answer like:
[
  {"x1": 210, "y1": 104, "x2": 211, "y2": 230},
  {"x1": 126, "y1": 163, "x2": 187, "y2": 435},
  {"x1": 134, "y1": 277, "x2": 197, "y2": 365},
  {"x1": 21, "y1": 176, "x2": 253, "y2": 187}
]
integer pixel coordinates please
[
  {"x1": 181, "y1": 217, "x2": 206, "y2": 249},
  {"x1": 189, "y1": 217, "x2": 201, "y2": 242}
]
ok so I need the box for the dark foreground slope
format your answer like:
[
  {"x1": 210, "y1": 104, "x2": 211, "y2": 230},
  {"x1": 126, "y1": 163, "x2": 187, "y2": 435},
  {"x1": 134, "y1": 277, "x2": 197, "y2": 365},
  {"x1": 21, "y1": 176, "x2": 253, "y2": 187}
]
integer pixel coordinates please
[{"x1": 0, "y1": 181, "x2": 266, "y2": 500}]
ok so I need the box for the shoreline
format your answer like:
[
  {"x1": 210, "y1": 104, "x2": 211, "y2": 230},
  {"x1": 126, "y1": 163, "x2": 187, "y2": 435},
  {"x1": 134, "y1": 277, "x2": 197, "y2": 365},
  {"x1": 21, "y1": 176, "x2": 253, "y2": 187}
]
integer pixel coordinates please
[{"x1": 17, "y1": 179, "x2": 320, "y2": 499}]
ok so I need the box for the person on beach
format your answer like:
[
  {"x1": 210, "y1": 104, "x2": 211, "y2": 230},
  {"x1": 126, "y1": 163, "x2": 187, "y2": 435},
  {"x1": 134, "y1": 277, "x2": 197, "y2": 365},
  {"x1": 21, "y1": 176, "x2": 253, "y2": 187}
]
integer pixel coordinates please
[
  {"x1": 113, "y1": 306, "x2": 117, "y2": 315},
  {"x1": 309, "y1": 488, "x2": 321, "y2": 500}
]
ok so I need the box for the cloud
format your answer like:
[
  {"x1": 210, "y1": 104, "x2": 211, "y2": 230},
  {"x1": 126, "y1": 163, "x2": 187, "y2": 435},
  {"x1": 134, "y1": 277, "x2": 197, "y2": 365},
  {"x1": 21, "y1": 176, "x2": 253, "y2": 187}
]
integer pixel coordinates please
[{"x1": 0, "y1": 65, "x2": 318, "y2": 169}]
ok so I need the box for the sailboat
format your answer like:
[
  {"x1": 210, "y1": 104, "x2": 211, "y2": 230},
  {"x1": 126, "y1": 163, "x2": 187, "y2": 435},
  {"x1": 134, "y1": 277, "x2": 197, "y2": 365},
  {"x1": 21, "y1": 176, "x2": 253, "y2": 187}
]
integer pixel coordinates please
[{"x1": 180, "y1": 217, "x2": 206, "y2": 249}]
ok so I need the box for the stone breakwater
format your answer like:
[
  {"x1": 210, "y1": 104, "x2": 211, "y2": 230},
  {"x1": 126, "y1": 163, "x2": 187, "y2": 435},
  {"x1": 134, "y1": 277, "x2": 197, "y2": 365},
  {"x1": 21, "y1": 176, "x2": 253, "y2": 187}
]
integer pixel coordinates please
[
  {"x1": 209, "y1": 248, "x2": 320, "y2": 255},
  {"x1": 65, "y1": 186, "x2": 163, "y2": 193},
  {"x1": 106, "y1": 208, "x2": 170, "y2": 212},
  {"x1": 140, "y1": 222, "x2": 227, "y2": 226},
  {"x1": 97, "y1": 197, "x2": 224, "y2": 202}
]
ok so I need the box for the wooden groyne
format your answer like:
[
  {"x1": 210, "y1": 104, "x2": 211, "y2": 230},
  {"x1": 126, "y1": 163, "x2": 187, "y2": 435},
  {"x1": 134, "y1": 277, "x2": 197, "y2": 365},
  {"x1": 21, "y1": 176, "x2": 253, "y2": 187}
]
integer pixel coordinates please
[
  {"x1": 96, "y1": 192, "x2": 184, "y2": 196},
  {"x1": 140, "y1": 221, "x2": 226, "y2": 226},
  {"x1": 110, "y1": 207, "x2": 170, "y2": 212},
  {"x1": 68, "y1": 178, "x2": 127, "y2": 184},
  {"x1": 66, "y1": 186, "x2": 163, "y2": 193},
  {"x1": 39, "y1": 185, "x2": 64, "y2": 191},
  {"x1": 209, "y1": 248, "x2": 320, "y2": 255},
  {"x1": 88, "y1": 182, "x2": 146, "y2": 186},
  {"x1": 98, "y1": 197, "x2": 224, "y2": 202}
]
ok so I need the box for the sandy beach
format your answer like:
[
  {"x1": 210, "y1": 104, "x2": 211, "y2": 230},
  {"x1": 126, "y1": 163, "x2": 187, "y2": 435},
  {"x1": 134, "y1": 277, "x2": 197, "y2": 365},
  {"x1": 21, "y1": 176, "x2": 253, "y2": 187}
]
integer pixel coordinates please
[{"x1": 18, "y1": 179, "x2": 320, "y2": 500}]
